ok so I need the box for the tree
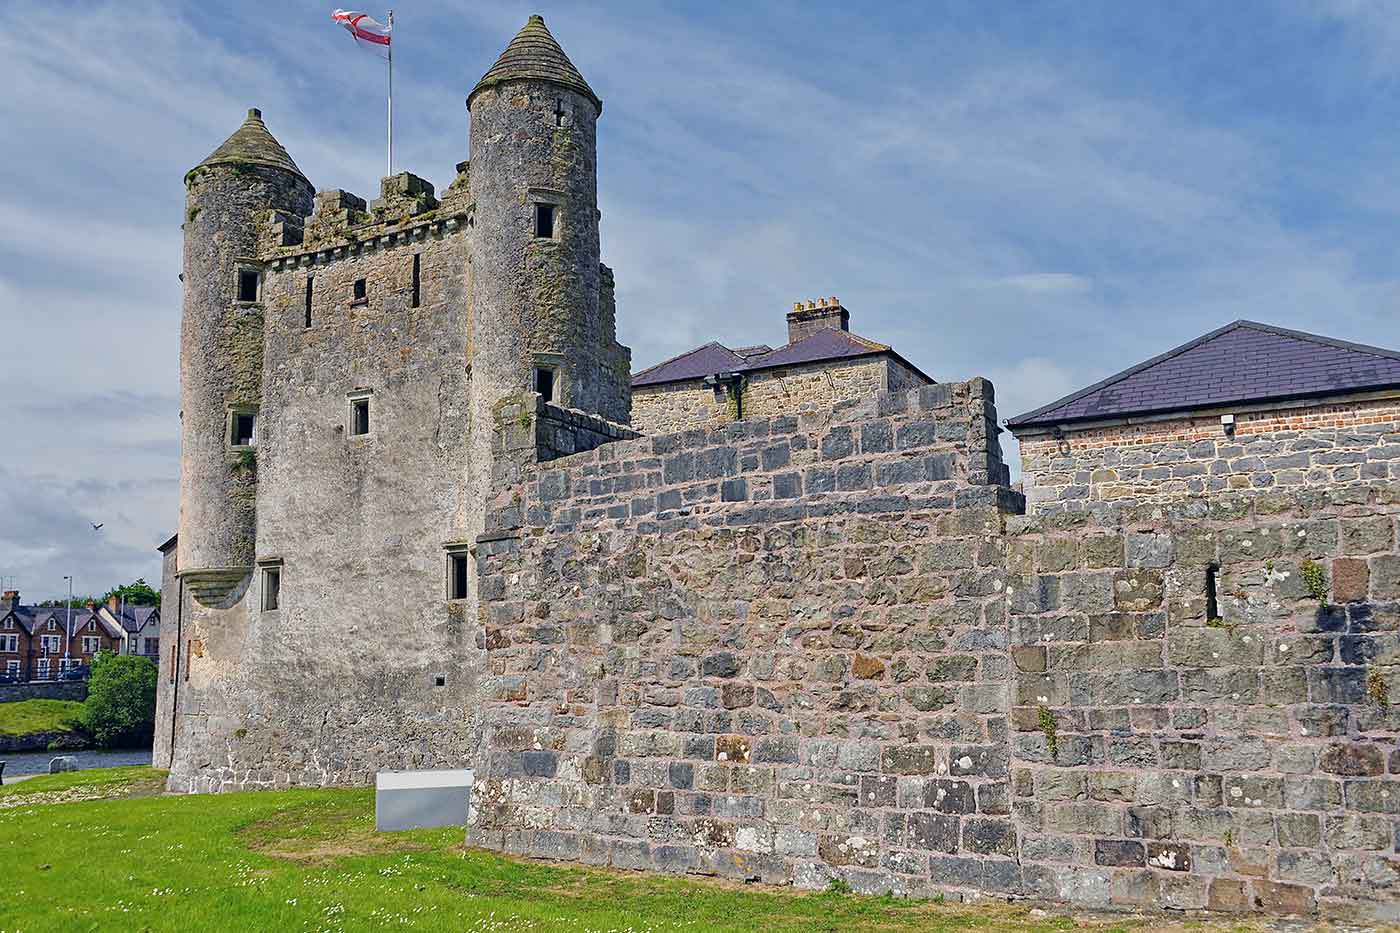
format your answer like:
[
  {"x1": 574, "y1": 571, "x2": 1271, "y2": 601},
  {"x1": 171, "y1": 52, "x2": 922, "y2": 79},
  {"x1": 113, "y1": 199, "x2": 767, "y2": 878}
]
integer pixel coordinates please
[
  {"x1": 80, "y1": 651, "x2": 157, "y2": 749},
  {"x1": 103, "y1": 578, "x2": 160, "y2": 608}
]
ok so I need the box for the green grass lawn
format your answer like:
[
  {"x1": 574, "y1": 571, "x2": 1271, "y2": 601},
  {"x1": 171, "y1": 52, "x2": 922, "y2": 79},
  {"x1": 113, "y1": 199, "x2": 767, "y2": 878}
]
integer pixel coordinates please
[
  {"x1": 0, "y1": 698, "x2": 84, "y2": 737},
  {"x1": 0, "y1": 767, "x2": 1320, "y2": 932}
]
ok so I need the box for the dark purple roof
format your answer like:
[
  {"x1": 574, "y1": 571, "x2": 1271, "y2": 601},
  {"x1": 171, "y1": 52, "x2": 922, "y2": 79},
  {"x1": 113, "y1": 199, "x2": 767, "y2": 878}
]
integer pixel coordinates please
[
  {"x1": 632, "y1": 342, "x2": 748, "y2": 387},
  {"x1": 1008, "y1": 320, "x2": 1400, "y2": 428},
  {"x1": 633, "y1": 329, "x2": 929, "y2": 387},
  {"x1": 751, "y1": 328, "x2": 888, "y2": 369}
]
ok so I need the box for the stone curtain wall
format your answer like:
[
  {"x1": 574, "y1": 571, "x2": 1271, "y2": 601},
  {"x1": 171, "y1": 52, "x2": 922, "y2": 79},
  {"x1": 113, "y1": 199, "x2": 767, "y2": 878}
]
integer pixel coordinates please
[
  {"x1": 473, "y1": 377, "x2": 1400, "y2": 920},
  {"x1": 631, "y1": 357, "x2": 924, "y2": 436},
  {"x1": 1018, "y1": 394, "x2": 1400, "y2": 514},
  {"x1": 471, "y1": 380, "x2": 1021, "y2": 891},
  {"x1": 1007, "y1": 488, "x2": 1400, "y2": 917}
]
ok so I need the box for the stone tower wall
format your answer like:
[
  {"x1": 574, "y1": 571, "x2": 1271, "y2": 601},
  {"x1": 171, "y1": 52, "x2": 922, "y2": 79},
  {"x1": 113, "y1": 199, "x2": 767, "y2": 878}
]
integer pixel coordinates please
[
  {"x1": 162, "y1": 205, "x2": 485, "y2": 794},
  {"x1": 177, "y1": 162, "x2": 313, "y2": 576}
]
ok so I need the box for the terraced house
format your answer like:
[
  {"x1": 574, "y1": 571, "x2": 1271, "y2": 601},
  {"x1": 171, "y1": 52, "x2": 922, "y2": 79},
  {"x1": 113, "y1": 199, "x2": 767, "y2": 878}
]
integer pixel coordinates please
[{"x1": 0, "y1": 591, "x2": 124, "y2": 682}]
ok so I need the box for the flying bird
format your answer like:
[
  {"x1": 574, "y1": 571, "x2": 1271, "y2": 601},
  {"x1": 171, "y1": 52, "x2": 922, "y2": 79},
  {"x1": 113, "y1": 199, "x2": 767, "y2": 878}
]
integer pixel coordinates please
[{"x1": 90, "y1": 522, "x2": 103, "y2": 531}]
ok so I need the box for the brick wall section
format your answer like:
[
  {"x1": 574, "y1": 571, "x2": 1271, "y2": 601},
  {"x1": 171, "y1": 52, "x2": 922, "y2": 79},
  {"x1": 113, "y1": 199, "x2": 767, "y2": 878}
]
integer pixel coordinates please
[
  {"x1": 631, "y1": 356, "x2": 928, "y2": 436},
  {"x1": 472, "y1": 380, "x2": 1026, "y2": 895},
  {"x1": 1006, "y1": 487, "x2": 1400, "y2": 917},
  {"x1": 1018, "y1": 394, "x2": 1400, "y2": 514}
]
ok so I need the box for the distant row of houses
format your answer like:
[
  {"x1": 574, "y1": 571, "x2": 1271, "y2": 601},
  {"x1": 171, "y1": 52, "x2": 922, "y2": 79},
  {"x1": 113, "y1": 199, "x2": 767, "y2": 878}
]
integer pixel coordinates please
[{"x1": 0, "y1": 591, "x2": 160, "y2": 683}]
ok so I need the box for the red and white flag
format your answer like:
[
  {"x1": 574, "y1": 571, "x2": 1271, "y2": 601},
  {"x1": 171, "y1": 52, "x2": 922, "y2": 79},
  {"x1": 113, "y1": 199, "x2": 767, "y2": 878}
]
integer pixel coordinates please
[{"x1": 332, "y1": 10, "x2": 392, "y2": 57}]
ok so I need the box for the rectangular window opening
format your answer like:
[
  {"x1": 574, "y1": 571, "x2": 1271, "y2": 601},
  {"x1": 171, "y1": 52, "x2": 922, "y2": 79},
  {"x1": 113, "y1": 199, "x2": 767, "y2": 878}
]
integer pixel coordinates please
[
  {"x1": 1205, "y1": 563, "x2": 1220, "y2": 621},
  {"x1": 237, "y1": 270, "x2": 260, "y2": 302},
  {"x1": 535, "y1": 203, "x2": 556, "y2": 239},
  {"x1": 305, "y1": 277, "x2": 314, "y2": 327},
  {"x1": 353, "y1": 278, "x2": 367, "y2": 301},
  {"x1": 411, "y1": 254, "x2": 421, "y2": 308},
  {"x1": 351, "y1": 397, "x2": 371, "y2": 436},
  {"x1": 231, "y1": 412, "x2": 256, "y2": 447},
  {"x1": 262, "y1": 567, "x2": 281, "y2": 612},
  {"x1": 449, "y1": 553, "x2": 469, "y2": 600},
  {"x1": 534, "y1": 367, "x2": 556, "y2": 403}
]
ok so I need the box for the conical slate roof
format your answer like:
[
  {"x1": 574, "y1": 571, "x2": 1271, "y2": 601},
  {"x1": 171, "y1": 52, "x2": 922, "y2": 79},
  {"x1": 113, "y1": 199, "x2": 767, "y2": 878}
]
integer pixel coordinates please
[
  {"x1": 468, "y1": 15, "x2": 601, "y2": 114},
  {"x1": 192, "y1": 108, "x2": 306, "y2": 178}
]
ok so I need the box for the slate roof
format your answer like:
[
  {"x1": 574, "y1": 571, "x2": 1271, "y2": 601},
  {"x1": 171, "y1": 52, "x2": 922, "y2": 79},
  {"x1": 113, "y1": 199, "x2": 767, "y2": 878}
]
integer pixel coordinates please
[
  {"x1": 1008, "y1": 320, "x2": 1400, "y2": 429},
  {"x1": 194, "y1": 108, "x2": 306, "y2": 179},
  {"x1": 468, "y1": 15, "x2": 602, "y2": 114},
  {"x1": 101, "y1": 605, "x2": 159, "y2": 634},
  {"x1": 632, "y1": 329, "x2": 929, "y2": 388}
]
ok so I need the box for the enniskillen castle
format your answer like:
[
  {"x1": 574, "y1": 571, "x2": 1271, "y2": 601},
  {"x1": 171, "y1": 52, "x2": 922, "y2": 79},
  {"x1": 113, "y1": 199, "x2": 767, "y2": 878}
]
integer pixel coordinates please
[{"x1": 159, "y1": 14, "x2": 1400, "y2": 920}]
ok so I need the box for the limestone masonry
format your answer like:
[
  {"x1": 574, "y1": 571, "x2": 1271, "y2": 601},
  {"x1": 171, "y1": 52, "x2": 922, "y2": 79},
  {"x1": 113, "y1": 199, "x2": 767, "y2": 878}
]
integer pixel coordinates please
[{"x1": 159, "y1": 15, "x2": 1400, "y2": 920}]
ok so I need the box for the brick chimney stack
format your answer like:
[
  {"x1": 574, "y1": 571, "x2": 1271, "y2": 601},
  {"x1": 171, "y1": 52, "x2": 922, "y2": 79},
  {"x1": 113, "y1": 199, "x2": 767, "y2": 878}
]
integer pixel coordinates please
[
  {"x1": 0, "y1": 591, "x2": 18, "y2": 615},
  {"x1": 107, "y1": 594, "x2": 120, "y2": 614},
  {"x1": 786, "y1": 296, "x2": 850, "y2": 344}
]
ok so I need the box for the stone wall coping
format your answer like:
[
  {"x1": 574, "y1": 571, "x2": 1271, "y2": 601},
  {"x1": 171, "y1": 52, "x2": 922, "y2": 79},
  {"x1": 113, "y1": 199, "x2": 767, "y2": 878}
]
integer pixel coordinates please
[{"x1": 263, "y1": 209, "x2": 472, "y2": 270}]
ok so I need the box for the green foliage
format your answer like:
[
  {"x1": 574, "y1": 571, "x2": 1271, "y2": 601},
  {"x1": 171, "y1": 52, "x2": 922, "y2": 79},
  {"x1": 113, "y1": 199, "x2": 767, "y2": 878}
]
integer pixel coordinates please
[
  {"x1": 35, "y1": 596, "x2": 100, "y2": 608},
  {"x1": 1369, "y1": 669, "x2": 1391, "y2": 707},
  {"x1": 103, "y1": 578, "x2": 160, "y2": 608},
  {"x1": 825, "y1": 877, "x2": 854, "y2": 895},
  {"x1": 79, "y1": 651, "x2": 157, "y2": 749},
  {"x1": 0, "y1": 699, "x2": 84, "y2": 737},
  {"x1": 1300, "y1": 559, "x2": 1328, "y2": 603},
  {"x1": 230, "y1": 447, "x2": 258, "y2": 477},
  {"x1": 1037, "y1": 705, "x2": 1059, "y2": 758}
]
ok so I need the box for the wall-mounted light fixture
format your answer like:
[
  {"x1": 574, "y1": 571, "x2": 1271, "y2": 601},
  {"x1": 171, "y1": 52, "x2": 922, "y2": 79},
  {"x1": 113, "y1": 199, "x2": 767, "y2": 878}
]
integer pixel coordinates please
[{"x1": 1220, "y1": 413, "x2": 1236, "y2": 437}]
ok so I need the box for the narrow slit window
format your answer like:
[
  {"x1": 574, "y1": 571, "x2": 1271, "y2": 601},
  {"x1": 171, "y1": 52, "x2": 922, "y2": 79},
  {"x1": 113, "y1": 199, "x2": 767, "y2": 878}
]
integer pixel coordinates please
[
  {"x1": 237, "y1": 270, "x2": 259, "y2": 302},
  {"x1": 351, "y1": 397, "x2": 370, "y2": 436},
  {"x1": 231, "y1": 412, "x2": 255, "y2": 447},
  {"x1": 534, "y1": 367, "x2": 555, "y2": 402},
  {"x1": 411, "y1": 254, "x2": 421, "y2": 308},
  {"x1": 304, "y1": 277, "x2": 314, "y2": 327},
  {"x1": 262, "y1": 567, "x2": 280, "y2": 612},
  {"x1": 535, "y1": 203, "x2": 556, "y2": 239},
  {"x1": 353, "y1": 278, "x2": 367, "y2": 301},
  {"x1": 449, "y1": 553, "x2": 469, "y2": 600},
  {"x1": 1205, "y1": 563, "x2": 1220, "y2": 621}
]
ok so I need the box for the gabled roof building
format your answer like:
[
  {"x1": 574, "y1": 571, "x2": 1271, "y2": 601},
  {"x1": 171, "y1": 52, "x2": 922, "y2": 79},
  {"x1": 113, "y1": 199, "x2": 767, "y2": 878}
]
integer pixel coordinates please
[
  {"x1": 630, "y1": 298, "x2": 932, "y2": 434},
  {"x1": 1007, "y1": 320, "x2": 1400, "y2": 512}
]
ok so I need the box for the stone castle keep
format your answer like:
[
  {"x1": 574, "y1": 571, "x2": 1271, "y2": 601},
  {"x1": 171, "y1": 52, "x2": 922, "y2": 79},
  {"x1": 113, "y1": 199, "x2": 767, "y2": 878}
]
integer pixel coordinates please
[{"x1": 160, "y1": 15, "x2": 1400, "y2": 920}]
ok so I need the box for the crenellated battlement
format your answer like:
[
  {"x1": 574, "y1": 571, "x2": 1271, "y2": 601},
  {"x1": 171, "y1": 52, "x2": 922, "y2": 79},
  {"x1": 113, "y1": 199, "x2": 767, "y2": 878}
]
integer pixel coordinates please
[{"x1": 257, "y1": 166, "x2": 475, "y2": 267}]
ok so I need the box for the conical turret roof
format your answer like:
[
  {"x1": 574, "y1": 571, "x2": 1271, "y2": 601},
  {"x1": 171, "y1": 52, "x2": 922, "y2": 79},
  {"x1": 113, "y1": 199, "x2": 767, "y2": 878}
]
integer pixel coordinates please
[
  {"x1": 468, "y1": 15, "x2": 601, "y2": 114},
  {"x1": 192, "y1": 108, "x2": 307, "y2": 178}
]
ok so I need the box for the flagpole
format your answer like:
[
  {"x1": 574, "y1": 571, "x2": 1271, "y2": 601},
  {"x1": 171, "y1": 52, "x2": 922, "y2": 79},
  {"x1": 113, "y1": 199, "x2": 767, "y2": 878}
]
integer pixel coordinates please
[{"x1": 387, "y1": 9, "x2": 394, "y2": 177}]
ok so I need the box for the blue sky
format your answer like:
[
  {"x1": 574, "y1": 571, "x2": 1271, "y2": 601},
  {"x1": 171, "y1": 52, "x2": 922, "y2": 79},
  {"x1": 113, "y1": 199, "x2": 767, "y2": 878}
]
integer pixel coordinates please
[{"x1": 5, "y1": 1, "x2": 1400, "y2": 598}]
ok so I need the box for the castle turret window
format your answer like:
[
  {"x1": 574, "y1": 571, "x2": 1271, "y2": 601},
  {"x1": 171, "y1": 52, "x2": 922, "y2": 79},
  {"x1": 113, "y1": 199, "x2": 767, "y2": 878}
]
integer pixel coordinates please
[
  {"x1": 447, "y1": 548, "x2": 469, "y2": 600},
  {"x1": 411, "y1": 254, "x2": 421, "y2": 308},
  {"x1": 237, "y1": 269, "x2": 260, "y2": 302},
  {"x1": 535, "y1": 203, "x2": 556, "y2": 239},
  {"x1": 261, "y1": 565, "x2": 281, "y2": 612},
  {"x1": 305, "y1": 277, "x2": 314, "y2": 327},
  {"x1": 353, "y1": 278, "x2": 367, "y2": 302},
  {"x1": 348, "y1": 390, "x2": 372, "y2": 437},
  {"x1": 534, "y1": 367, "x2": 556, "y2": 402},
  {"x1": 229, "y1": 410, "x2": 256, "y2": 448}
]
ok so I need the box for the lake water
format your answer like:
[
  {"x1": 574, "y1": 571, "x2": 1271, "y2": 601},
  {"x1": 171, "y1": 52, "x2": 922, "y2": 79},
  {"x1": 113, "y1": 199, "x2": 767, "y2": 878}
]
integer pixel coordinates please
[{"x1": 0, "y1": 748, "x2": 154, "y2": 779}]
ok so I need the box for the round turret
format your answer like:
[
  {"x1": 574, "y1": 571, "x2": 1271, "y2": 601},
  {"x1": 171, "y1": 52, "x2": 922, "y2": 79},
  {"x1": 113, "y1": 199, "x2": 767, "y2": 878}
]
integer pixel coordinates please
[
  {"x1": 467, "y1": 15, "x2": 609, "y2": 420},
  {"x1": 179, "y1": 109, "x2": 313, "y2": 585}
]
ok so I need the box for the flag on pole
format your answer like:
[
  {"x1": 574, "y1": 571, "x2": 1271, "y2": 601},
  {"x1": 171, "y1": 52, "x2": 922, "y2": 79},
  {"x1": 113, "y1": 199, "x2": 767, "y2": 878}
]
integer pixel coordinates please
[{"x1": 332, "y1": 10, "x2": 392, "y2": 57}]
